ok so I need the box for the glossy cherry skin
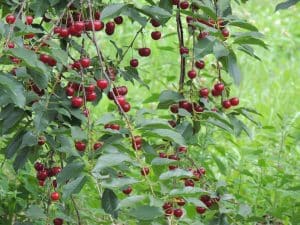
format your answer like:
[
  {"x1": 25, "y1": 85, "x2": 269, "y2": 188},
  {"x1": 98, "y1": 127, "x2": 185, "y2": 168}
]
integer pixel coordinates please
[{"x1": 51, "y1": 192, "x2": 60, "y2": 201}]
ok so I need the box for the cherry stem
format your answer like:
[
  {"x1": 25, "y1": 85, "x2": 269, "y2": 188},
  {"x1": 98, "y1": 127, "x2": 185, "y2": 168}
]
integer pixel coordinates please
[
  {"x1": 71, "y1": 196, "x2": 82, "y2": 225},
  {"x1": 176, "y1": 8, "x2": 186, "y2": 94}
]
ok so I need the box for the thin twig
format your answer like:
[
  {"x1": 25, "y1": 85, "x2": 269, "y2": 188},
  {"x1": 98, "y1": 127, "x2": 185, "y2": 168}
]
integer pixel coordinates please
[{"x1": 71, "y1": 196, "x2": 82, "y2": 225}]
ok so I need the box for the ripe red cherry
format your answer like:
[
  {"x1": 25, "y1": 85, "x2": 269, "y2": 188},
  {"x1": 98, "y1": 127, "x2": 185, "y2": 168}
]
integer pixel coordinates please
[
  {"x1": 80, "y1": 58, "x2": 90, "y2": 68},
  {"x1": 110, "y1": 124, "x2": 120, "y2": 130},
  {"x1": 86, "y1": 91, "x2": 97, "y2": 101},
  {"x1": 150, "y1": 19, "x2": 160, "y2": 27},
  {"x1": 184, "y1": 179, "x2": 194, "y2": 187},
  {"x1": 51, "y1": 167, "x2": 61, "y2": 176},
  {"x1": 141, "y1": 167, "x2": 150, "y2": 176},
  {"x1": 196, "y1": 206, "x2": 206, "y2": 214},
  {"x1": 172, "y1": 0, "x2": 180, "y2": 5},
  {"x1": 59, "y1": 28, "x2": 69, "y2": 38},
  {"x1": 170, "y1": 104, "x2": 179, "y2": 113},
  {"x1": 114, "y1": 16, "x2": 123, "y2": 25},
  {"x1": 199, "y1": 88, "x2": 209, "y2": 98},
  {"x1": 40, "y1": 54, "x2": 50, "y2": 64},
  {"x1": 173, "y1": 208, "x2": 183, "y2": 218},
  {"x1": 178, "y1": 146, "x2": 187, "y2": 153},
  {"x1": 122, "y1": 102, "x2": 131, "y2": 112},
  {"x1": 66, "y1": 86, "x2": 75, "y2": 96},
  {"x1": 159, "y1": 152, "x2": 167, "y2": 158},
  {"x1": 71, "y1": 96, "x2": 83, "y2": 108},
  {"x1": 195, "y1": 60, "x2": 205, "y2": 69},
  {"x1": 105, "y1": 21, "x2": 115, "y2": 35},
  {"x1": 38, "y1": 136, "x2": 46, "y2": 145},
  {"x1": 54, "y1": 27, "x2": 62, "y2": 34},
  {"x1": 122, "y1": 186, "x2": 132, "y2": 195},
  {"x1": 163, "y1": 202, "x2": 172, "y2": 210},
  {"x1": 222, "y1": 28, "x2": 230, "y2": 38},
  {"x1": 25, "y1": 16, "x2": 34, "y2": 25},
  {"x1": 6, "y1": 14, "x2": 16, "y2": 24},
  {"x1": 194, "y1": 104, "x2": 204, "y2": 113},
  {"x1": 8, "y1": 42, "x2": 15, "y2": 48},
  {"x1": 151, "y1": 31, "x2": 161, "y2": 40},
  {"x1": 180, "y1": 1, "x2": 189, "y2": 9},
  {"x1": 74, "y1": 21, "x2": 85, "y2": 31},
  {"x1": 117, "y1": 86, "x2": 128, "y2": 96},
  {"x1": 138, "y1": 48, "x2": 151, "y2": 57},
  {"x1": 169, "y1": 165, "x2": 178, "y2": 170},
  {"x1": 211, "y1": 88, "x2": 221, "y2": 97},
  {"x1": 37, "y1": 170, "x2": 48, "y2": 181},
  {"x1": 53, "y1": 218, "x2": 64, "y2": 225},
  {"x1": 93, "y1": 142, "x2": 103, "y2": 150},
  {"x1": 188, "y1": 69, "x2": 197, "y2": 79},
  {"x1": 164, "y1": 208, "x2": 173, "y2": 216},
  {"x1": 48, "y1": 57, "x2": 57, "y2": 67},
  {"x1": 197, "y1": 167, "x2": 206, "y2": 175},
  {"x1": 222, "y1": 100, "x2": 231, "y2": 109},
  {"x1": 51, "y1": 192, "x2": 60, "y2": 201},
  {"x1": 34, "y1": 162, "x2": 44, "y2": 171},
  {"x1": 180, "y1": 47, "x2": 189, "y2": 55},
  {"x1": 75, "y1": 141, "x2": 86, "y2": 151},
  {"x1": 93, "y1": 20, "x2": 104, "y2": 31},
  {"x1": 97, "y1": 79, "x2": 108, "y2": 90},
  {"x1": 198, "y1": 31, "x2": 209, "y2": 39},
  {"x1": 86, "y1": 84, "x2": 96, "y2": 93},
  {"x1": 214, "y1": 82, "x2": 225, "y2": 92},
  {"x1": 176, "y1": 197, "x2": 185, "y2": 206},
  {"x1": 95, "y1": 12, "x2": 101, "y2": 20},
  {"x1": 229, "y1": 97, "x2": 239, "y2": 106},
  {"x1": 130, "y1": 59, "x2": 139, "y2": 68},
  {"x1": 116, "y1": 96, "x2": 126, "y2": 106}
]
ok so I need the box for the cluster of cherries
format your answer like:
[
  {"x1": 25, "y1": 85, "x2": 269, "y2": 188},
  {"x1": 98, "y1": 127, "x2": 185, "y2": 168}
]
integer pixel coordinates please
[
  {"x1": 52, "y1": 11, "x2": 124, "y2": 38},
  {"x1": 5, "y1": 14, "x2": 35, "y2": 39},
  {"x1": 157, "y1": 146, "x2": 217, "y2": 218},
  {"x1": 199, "y1": 82, "x2": 240, "y2": 109}
]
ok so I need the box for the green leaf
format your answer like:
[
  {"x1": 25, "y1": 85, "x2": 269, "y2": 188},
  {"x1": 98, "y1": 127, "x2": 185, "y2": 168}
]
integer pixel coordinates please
[
  {"x1": 194, "y1": 37, "x2": 215, "y2": 58},
  {"x1": 95, "y1": 113, "x2": 117, "y2": 125},
  {"x1": 186, "y1": 197, "x2": 208, "y2": 208},
  {"x1": 63, "y1": 175, "x2": 87, "y2": 200},
  {"x1": 0, "y1": 105, "x2": 25, "y2": 135},
  {"x1": 159, "y1": 169, "x2": 193, "y2": 180},
  {"x1": 139, "y1": 5, "x2": 172, "y2": 19},
  {"x1": 25, "y1": 205, "x2": 46, "y2": 220},
  {"x1": 123, "y1": 7, "x2": 148, "y2": 26},
  {"x1": 151, "y1": 157, "x2": 177, "y2": 166},
  {"x1": 158, "y1": 90, "x2": 183, "y2": 109},
  {"x1": 20, "y1": 131, "x2": 37, "y2": 149},
  {"x1": 217, "y1": 0, "x2": 232, "y2": 17},
  {"x1": 209, "y1": 214, "x2": 230, "y2": 225},
  {"x1": 13, "y1": 147, "x2": 31, "y2": 172},
  {"x1": 233, "y1": 36, "x2": 268, "y2": 49},
  {"x1": 193, "y1": 1, "x2": 217, "y2": 19},
  {"x1": 102, "y1": 177, "x2": 139, "y2": 188},
  {"x1": 117, "y1": 195, "x2": 146, "y2": 209},
  {"x1": 212, "y1": 155, "x2": 227, "y2": 175},
  {"x1": 147, "y1": 129, "x2": 186, "y2": 146},
  {"x1": 227, "y1": 50, "x2": 242, "y2": 85},
  {"x1": 102, "y1": 188, "x2": 119, "y2": 219},
  {"x1": 32, "y1": 102, "x2": 49, "y2": 133},
  {"x1": 0, "y1": 73, "x2": 26, "y2": 107},
  {"x1": 51, "y1": 48, "x2": 68, "y2": 66},
  {"x1": 228, "y1": 21, "x2": 258, "y2": 31},
  {"x1": 121, "y1": 67, "x2": 149, "y2": 88},
  {"x1": 130, "y1": 205, "x2": 163, "y2": 221},
  {"x1": 275, "y1": 0, "x2": 300, "y2": 11},
  {"x1": 92, "y1": 153, "x2": 132, "y2": 173},
  {"x1": 238, "y1": 204, "x2": 252, "y2": 217},
  {"x1": 101, "y1": 4, "x2": 127, "y2": 20},
  {"x1": 71, "y1": 126, "x2": 87, "y2": 140},
  {"x1": 170, "y1": 187, "x2": 209, "y2": 196},
  {"x1": 57, "y1": 161, "x2": 85, "y2": 185},
  {"x1": 213, "y1": 41, "x2": 229, "y2": 59},
  {"x1": 8, "y1": 48, "x2": 48, "y2": 75},
  {"x1": 5, "y1": 131, "x2": 26, "y2": 159},
  {"x1": 137, "y1": 118, "x2": 171, "y2": 129},
  {"x1": 237, "y1": 44, "x2": 261, "y2": 60}
]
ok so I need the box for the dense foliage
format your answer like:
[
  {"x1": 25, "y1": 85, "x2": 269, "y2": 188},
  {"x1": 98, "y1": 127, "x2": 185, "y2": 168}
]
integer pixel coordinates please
[{"x1": 0, "y1": 0, "x2": 299, "y2": 225}]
